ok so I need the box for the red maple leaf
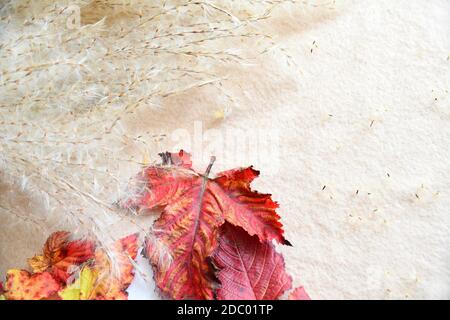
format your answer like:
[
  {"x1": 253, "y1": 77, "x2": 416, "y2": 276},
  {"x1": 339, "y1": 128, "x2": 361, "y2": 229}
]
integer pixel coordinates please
[
  {"x1": 28, "y1": 231, "x2": 95, "y2": 282},
  {"x1": 212, "y1": 223, "x2": 292, "y2": 300},
  {"x1": 124, "y1": 150, "x2": 289, "y2": 300}
]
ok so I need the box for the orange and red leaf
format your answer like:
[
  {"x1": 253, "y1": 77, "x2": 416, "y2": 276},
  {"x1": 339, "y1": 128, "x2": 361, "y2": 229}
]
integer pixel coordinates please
[
  {"x1": 125, "y1": 151, "x2": 290, "y2": 300},
  {"x1": 90, "y1": 233, "x2": 139, "y2": 300},
  {"x1": 28, "y1": 231, "x2": 95, "y2": 282},
  {"x1": 145, "y1": 180, "x2": 224, "y2": 299},
  {"x1": 213, "y1": 167, "x2": 289, "y2": 245},
  {"x1": 4, "y1": 270, "x2": 60, "y2": 300}
]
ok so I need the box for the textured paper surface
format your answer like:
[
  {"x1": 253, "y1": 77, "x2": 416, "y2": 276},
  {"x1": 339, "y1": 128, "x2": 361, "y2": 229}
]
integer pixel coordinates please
[{"x1": 1, "y1": 0, "x2": 449, "y2": 299}]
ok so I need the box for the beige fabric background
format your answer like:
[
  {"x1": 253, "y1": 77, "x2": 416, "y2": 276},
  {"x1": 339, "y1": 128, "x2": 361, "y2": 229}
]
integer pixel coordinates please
[{"x1": 1, "y1": 0, "x2": 449, "y2": 299}]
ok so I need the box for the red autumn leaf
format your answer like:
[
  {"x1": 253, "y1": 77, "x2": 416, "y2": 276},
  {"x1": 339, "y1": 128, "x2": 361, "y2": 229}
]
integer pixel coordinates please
[
  {"x1": 213, "y1": 167, "x2": 290, "y2": 246},
  {"x1": 288, "y1": 286, "x2": 311, "y2": 300},
  {"x1": 125, "y1": 150, "x2": 288, "y2": 300},
  {"x1": 91, "y1": 233, "x2": 139, "y2": 300},
  {"x1": 28, "y1": 231, "x2": 95, "y2": 282},
  {"x1": 109, "y1": 233, "x2": 139, "y2": 288},
  {"x1": 4, "y1": 270, "x2": 60, "y2": 300},
  {"x1": 58, "y1": 233, "x2": 139, "y2": 300},
  {"x1": 212, "y1": 223, "x2": 292, "y2": 300}
]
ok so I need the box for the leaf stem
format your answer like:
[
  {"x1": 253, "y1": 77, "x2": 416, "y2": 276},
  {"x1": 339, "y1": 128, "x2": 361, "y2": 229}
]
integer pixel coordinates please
[{"x1": 204, "y1": 156, "x2": 216, "y2": 179}]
